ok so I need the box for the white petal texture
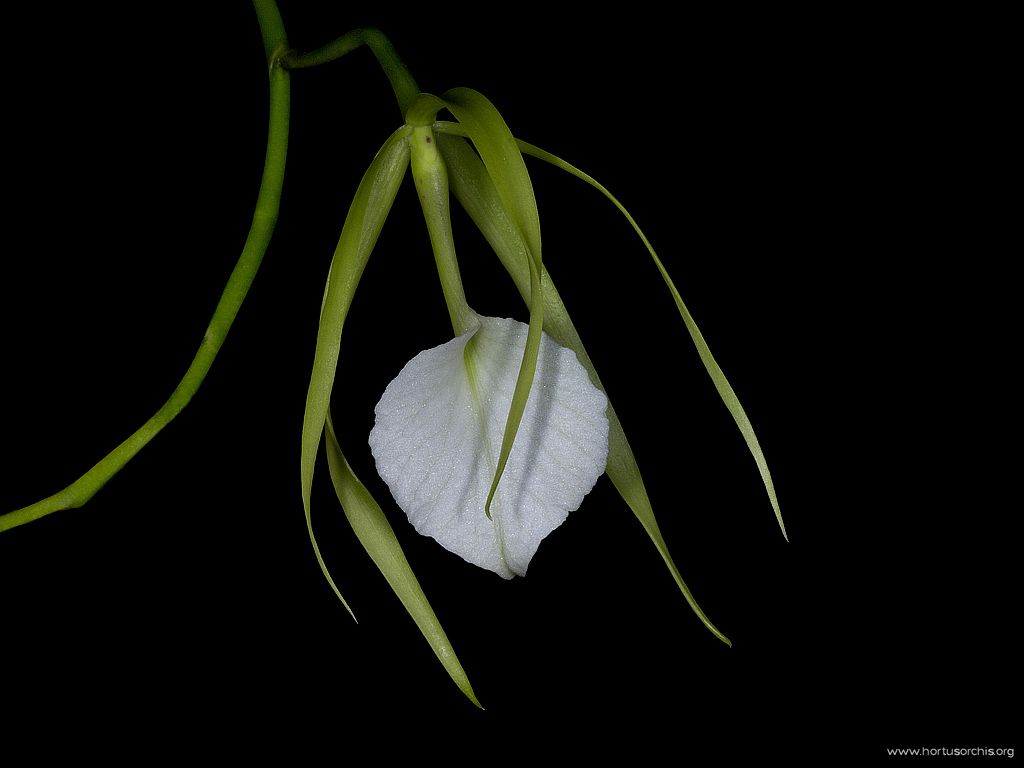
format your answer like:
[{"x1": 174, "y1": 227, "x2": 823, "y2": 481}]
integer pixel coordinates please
[{"x1": 369, "y1": 316, "x2": 609, "y2": 578}]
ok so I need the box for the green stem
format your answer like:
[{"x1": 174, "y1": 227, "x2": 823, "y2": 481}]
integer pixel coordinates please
[
  {"x1": 0, "y1": 1, "x2": 291, "y2": 534},
  {"x1": 253, "y1": 0, "x2": 287, "y2": 60},
  {"x1": 282, "y1": 28, "x2": 419, "y2": 117}
]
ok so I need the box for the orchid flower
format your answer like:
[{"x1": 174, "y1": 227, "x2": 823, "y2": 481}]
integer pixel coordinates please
[
  {"x1": 0, "y1": 4, "x2": 785, "y2": 709},
  {"x1": 301, "y1": 78, "x2": 785, "y2": 703}
]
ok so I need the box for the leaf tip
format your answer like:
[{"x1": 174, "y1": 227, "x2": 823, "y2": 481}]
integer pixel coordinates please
[{"x1": 775, "y1": 504, "x2": 789, "y2": 542}]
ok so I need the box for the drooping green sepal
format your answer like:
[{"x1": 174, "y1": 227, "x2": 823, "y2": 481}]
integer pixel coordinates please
[
  {"x1": 515, "y1": 140, "x2": 786, "y2": 541},
  {"x1": 437, "y1": 132, "x2": 731, "y2": 644},
  {"x1": 301, "y1": 125, "x2": 411, "y2": 616},
  {"x1": 324, "y1": 412, "x2": 482, "y2": 708}
]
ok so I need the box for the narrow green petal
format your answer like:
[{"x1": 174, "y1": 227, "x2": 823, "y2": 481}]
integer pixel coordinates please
[
  {"x1": 437, "y1": 133, "x2": 730, "y2": 644},
  {"x1": 516, "y1": 140, "x2": 786, "y2": 541},
  {"x1": 325, "y1": 414, "x2": 482, "y2": 708},
  {"x1": 441, "y1": 88, "x2": 541, "y2": 260},
  {"x1": 301, "y1": 126, "x2": 411, "y2": 615},
  {"x1": 439, "y1": 90, "x2": 545, "y2": 520},
  {"x1": 482, "y1": 272, "x2": 542, "y2": 520}
]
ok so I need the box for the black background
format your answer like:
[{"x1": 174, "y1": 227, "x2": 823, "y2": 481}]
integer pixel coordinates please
[{"x1": 1, "y1": 2, "x2": 1016, "y2": 759}]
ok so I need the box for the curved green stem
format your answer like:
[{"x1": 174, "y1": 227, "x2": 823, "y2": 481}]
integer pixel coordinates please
[
  {"x1": 0, "y1": 1, "x2": 291, "y2": 534},
  {"x1": 282, "y1": 27, "x2": 419, "y2": 117},
  {"x1": 253, "y1": 0, "x2": 287, "y2": 60}
]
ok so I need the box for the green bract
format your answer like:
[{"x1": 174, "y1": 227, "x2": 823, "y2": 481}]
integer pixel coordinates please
[{"x1": 0, "y1": 4, "x2": 785, "y2": 709}]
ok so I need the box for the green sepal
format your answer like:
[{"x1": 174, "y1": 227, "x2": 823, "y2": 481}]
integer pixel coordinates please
[
  {"x1": 301, "y1": 125, "x2": 411, "y2": 616},
  {"x1": 516, "y1": 139, "x2": 786, "y2": 541},
  {"x1": 437, "y1": 132, "x2": 731, "y2": 644},
  {"x1": 324, "y1": 412, "x2": 482, "y2": 708},
  {"x1": 441, "y1": 89, "x2": 541, "y2": 260}
]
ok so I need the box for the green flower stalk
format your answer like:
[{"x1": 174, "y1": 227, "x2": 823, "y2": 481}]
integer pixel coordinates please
[
  {"x1": 0, "y1": 2, "x2": 786, "y2": 709},
  {"x1": 0, "y1": 0, "x2": 290, "y2": 533}
]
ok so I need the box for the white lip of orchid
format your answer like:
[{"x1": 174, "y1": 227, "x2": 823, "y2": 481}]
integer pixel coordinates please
[{"x1": 369, "y1": 314, "x2": 609, "y2": 578}]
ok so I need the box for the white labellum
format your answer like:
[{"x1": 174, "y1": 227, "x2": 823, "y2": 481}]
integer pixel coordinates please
[{"x1": 369, "y1": 316, "x2": 609, "y2": 578}]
